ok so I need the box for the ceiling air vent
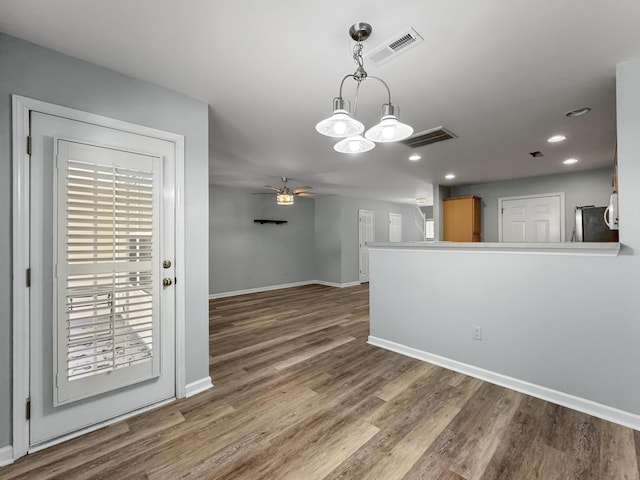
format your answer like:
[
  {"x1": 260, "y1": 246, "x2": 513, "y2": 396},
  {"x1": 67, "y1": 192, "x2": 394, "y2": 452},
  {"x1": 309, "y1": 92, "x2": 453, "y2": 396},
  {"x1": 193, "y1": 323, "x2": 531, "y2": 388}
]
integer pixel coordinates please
[
  {"x1": 401, "y1": 127, "x2": 457, "y2": 148},
  {"x1": 364, "y1": 27, "x2": 423, "y2": 66}
]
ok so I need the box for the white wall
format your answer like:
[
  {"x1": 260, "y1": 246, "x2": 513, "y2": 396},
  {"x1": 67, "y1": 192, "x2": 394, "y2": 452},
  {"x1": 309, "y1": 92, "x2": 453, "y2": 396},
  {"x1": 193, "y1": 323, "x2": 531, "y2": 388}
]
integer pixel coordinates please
[
  {"x1": 369, "y1": 57, "x2": 640, "y2": 423},
  {"x1": 0, "y1": 33, "x2": 210, "y2": 449}
]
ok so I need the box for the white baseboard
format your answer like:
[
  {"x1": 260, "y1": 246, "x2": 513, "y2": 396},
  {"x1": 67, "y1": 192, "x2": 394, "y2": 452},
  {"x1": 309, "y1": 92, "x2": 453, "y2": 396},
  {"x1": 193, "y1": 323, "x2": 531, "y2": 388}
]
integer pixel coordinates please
[
  {"x1": 185, "y1": 377, "x2": 213, "y2": 398},
  {"x1": 314, "y1": 280, "x2": 361, "y2": 288},
  {"x1": 368, "y1": 336, "x2": 640, "y2": 431},
  {"x1": 209, "y1": 281, "x2": 316, "y2": 299},
  {"x1": 209, "y1": 280, "x2": 361, "y2": 299},
  {"x1": 0, "y1": 445, "x2": 13, "y2": 467}
]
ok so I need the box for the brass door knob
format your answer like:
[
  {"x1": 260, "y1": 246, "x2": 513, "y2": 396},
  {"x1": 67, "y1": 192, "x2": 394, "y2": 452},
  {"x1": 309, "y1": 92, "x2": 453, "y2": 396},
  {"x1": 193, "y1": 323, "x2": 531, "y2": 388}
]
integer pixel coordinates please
[
  {"x1": 163, "y1": 260, "x2": 172, "y2": 269},
  {"x1": 162, "y1": 278, "x2": 173, "y2": 287}
]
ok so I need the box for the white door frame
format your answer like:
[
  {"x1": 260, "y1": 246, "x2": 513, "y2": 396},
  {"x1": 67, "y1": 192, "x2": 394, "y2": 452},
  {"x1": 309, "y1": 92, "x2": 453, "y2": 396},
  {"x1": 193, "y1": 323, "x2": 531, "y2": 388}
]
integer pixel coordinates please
[
  {"x1": 11, "y1": 95, "x2": 187, "y2": 459},
  {"x1": 498, "y1": 192, "x2": 565, "y2": 242}
]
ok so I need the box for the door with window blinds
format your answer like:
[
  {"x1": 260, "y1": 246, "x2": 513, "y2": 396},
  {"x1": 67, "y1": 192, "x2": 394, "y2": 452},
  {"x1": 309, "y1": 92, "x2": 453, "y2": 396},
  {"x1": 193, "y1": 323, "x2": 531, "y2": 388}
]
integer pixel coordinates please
[
  {"x1": 55, "y1": 140, "x2": 160, "y2": 405},
  {"x1": 29, "y1": 112, "x2": 175, "y2": 447}
]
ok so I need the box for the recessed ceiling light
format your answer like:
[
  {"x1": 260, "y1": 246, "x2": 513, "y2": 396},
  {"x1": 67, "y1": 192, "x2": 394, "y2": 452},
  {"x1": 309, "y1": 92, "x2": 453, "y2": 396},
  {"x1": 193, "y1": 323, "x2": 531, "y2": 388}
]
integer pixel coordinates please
[
  {"x1": 547, "y1": 134, "x2": 567, "y2": 143},
  {"x1": 408, "y1": 154, "x2": 422, "y2": 161},
  {"x1": 563, "y1": 158, "x2": 578, "y2": 165},
  {"x1": 416, "y1": 197, "x2": 427, "y2": 205},
  {"x1": 566, "y1": 107, "x2": 591, "y2": 117},
  {"x1": 445, "y1": 173, "x2": 456, "y2": 180}
]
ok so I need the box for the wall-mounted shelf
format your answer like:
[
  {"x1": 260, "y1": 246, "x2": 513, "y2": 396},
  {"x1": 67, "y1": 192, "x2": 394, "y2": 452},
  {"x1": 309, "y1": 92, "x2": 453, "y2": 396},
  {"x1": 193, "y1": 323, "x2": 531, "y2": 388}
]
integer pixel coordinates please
[{"x1": 254, "y1": 219, "x2": 287, "y2": 225}]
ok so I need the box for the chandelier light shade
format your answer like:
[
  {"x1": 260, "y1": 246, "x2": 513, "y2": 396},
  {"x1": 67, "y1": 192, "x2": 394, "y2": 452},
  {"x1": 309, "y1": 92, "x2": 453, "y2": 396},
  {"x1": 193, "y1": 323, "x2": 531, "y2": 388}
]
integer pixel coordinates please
[
  {"x1": 316, "y1": 22, "x2": 413, "y2": 154},
  {"x1": 315, "y1": 98, "x2": 365, "y2": 137},
  {"x1": 276, "y1": 193, "x2": 294, "y2": 205},
  {"x1": 364, "y1": 104, "x2": 413, "y2": 142},
  {"x1": 334, "y1": 135, "x2": 375, "y2": 154}
]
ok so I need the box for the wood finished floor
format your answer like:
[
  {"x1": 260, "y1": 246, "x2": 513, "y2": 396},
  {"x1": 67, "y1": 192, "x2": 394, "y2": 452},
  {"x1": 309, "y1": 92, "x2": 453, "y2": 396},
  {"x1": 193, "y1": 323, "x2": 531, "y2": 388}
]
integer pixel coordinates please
[{"x1": 3, "y1": 283, "x2": 640, "y2": 479}]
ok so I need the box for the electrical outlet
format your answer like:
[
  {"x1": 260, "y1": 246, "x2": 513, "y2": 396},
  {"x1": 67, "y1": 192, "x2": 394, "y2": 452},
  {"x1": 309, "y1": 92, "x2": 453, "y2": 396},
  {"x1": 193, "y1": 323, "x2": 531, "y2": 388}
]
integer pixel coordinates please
[{"x1": 472, "y1": 326, "x2": 482, "y2": 341}]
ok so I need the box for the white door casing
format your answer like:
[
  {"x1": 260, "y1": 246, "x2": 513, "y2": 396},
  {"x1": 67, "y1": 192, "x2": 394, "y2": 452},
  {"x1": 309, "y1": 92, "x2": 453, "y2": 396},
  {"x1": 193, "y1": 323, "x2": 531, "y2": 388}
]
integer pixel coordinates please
[
  {"x1": 499, "y1": 193, "x2": 565, "y2": 242},
  {"x1": 389, "y1": 213, "x2": 402, "y2": 242},
  {"x1": 359, "y1": 210, "x2": 375, "y2": 283},
  {"x1": 12, "y1": 95, "x2": 186, "y2": 459}
]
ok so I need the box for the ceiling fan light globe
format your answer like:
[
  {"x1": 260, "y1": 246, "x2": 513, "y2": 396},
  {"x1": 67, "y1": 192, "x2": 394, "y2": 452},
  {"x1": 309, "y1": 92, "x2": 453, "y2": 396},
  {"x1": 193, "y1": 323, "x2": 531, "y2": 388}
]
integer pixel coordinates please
[
  {"x1": 334, "y1": 135, "x2": 375, "y2": 154},
  {"x1": 365, "y1": 115, "x2": 413, "y2": 143},
  {"x1": 276, "y1": 193, "x2": 294, "y2": 205},
  {"x1": 316, "y1": 110, "x2": 364, "y2": 138}
]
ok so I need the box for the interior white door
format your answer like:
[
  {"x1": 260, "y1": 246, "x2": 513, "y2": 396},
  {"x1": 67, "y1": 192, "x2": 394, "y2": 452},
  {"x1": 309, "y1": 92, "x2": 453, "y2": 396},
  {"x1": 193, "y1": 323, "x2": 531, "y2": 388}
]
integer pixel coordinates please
[
  {"x1": 359, "y1": 210, "x2": 375, "y2": 283},
  {"x1": 29, "y1": 112, "x2": 176, "y2": 447},
  {"x1": 425, "y1": 219, "x2": 435, "y2": 240},
  {"x1": 389, "y1": 213, "x2": 402, "y2": 242},
  {"x1": 500, "y1": 194, "x2": 563, "y2": 242}
]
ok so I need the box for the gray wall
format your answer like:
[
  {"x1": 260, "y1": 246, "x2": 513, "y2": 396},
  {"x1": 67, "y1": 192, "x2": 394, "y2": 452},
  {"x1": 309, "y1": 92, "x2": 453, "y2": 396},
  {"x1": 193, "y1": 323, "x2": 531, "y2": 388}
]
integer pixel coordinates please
[
  {"x1": 420, "y1": 206, "x2": 434, "y2": 218},
  {"x1": 368, "y1": 56, "x2": 640, "y2": 418},
  {"x1": 432, "y1": 185, "x2": 450, "y2": 241},
  {"x1": 451, "y1": 168, "x2": 614, "y2": 242},
  {"x1": 209, "y1": 191, "x2": 425, "y2": 292},
  {"x1": 336, "y1": 196, "x2": 425, "y2": 284},
  {"x1": 0, "y1": 33, "x2": 209, "y2": 448},
  {"x1": 314, "y1": 196, "x2": 343, "y2": 285},
  {"x1": 209, "y1": 185, "x2": 316, "y2": 294}
]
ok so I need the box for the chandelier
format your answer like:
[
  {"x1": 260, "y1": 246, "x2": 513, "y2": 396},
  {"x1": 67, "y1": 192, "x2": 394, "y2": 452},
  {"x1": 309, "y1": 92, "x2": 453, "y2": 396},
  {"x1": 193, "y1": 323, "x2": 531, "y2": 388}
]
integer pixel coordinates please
[{"x1": 316, "y1": 22, "x2": 413, "y2": 154}]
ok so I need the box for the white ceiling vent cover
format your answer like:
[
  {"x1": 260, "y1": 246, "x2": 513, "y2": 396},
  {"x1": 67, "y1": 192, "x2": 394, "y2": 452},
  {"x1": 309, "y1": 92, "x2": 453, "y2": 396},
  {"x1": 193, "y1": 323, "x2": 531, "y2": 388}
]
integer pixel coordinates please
[{"x1": 364, "y1": 27, "x2": 424, "y2": 66}]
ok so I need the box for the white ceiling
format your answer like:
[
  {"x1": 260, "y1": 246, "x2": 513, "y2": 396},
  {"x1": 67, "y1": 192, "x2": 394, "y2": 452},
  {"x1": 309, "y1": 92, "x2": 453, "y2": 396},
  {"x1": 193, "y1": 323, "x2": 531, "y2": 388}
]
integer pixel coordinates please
[{"x1": 2, "y1": 1, "x2": 640, "y2": 204}]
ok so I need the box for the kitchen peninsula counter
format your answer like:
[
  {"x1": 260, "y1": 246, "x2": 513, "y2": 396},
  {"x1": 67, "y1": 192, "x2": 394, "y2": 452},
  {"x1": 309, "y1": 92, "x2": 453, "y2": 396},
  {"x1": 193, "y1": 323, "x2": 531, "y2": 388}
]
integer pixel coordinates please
[{"x1": 367, "y1": 241, "x2": 621, "y2": 256}]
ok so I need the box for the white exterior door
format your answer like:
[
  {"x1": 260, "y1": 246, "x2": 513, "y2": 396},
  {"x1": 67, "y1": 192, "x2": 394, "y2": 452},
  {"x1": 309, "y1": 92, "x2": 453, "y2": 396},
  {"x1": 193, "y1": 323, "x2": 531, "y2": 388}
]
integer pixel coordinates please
[
  {"x1": 499, "y1": 193, "x2": 564, "y2": 242},
  {"x1": 389, "y1": 213, "x2": 402, "y2": 242},
  {"x1": 359, "y1": 210, "x2": 375, "y2": 283},
  {"x1": 29, "y1": 112, "x2": 176, "y2": 447}
]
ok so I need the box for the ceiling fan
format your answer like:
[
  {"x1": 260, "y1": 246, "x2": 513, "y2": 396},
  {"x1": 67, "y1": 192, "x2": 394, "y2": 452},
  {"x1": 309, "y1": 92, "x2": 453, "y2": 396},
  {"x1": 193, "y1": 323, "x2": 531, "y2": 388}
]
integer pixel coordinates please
[{"x1": 264, "y1": 177, "x2": 314, "y2": 205}]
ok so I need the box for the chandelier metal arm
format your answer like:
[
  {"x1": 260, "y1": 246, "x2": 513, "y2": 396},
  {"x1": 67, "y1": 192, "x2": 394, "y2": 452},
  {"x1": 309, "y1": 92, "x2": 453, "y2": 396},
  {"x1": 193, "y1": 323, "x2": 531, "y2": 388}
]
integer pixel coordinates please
[
  {"x1": 338, "y1": 74, "x2": 358, "y2": 99},
  {"x1": 365, "y1": 76, "x2": 393, "y2": 106},
  {"x1": 337, "y1": 75, "x2": 393, "y2": 109}
]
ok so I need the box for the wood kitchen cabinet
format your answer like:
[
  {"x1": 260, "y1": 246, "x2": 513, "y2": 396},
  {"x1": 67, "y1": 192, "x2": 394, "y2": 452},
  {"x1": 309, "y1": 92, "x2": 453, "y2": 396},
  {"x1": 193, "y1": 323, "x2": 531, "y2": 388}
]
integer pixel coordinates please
[{"x1": 443, "y1": 195, "x2": 481, "y2": 242}]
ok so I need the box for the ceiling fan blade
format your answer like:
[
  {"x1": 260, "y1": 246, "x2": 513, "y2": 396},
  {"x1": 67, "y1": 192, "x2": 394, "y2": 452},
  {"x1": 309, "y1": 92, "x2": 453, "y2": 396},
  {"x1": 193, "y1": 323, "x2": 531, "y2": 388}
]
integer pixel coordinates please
[
  {"x1": 264, "y1": 185, "x2": 281, "y2": 192},
  {"x1": 291, "y1": 186, "x2": 312, "y2": 193},
  {"x1": 296, "y1": 192, "x2": 315, "y2": 197}
]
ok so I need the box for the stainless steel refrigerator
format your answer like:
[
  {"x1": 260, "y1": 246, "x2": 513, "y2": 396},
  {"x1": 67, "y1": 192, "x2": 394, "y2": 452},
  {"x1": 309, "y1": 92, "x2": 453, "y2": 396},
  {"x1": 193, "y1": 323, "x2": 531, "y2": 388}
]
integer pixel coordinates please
[{"x1": 575, "y1": 206, "x2": 619, "y2": 242}]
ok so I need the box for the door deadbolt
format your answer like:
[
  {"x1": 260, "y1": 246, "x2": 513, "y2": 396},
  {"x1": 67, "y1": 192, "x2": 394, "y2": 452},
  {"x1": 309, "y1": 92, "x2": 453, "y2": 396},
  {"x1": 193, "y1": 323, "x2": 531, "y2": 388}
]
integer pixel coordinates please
[
  {"x1": 162, "y1": 278, "x2": 173, "y2": 287},
  {"x1": 163, "y1": 260, "x2": 172, "y2": 269}
]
